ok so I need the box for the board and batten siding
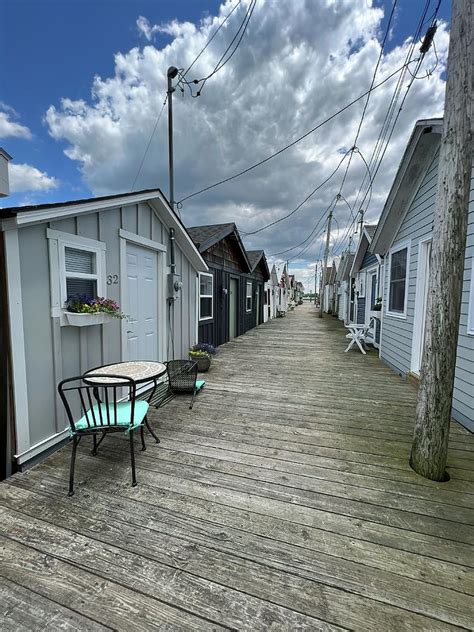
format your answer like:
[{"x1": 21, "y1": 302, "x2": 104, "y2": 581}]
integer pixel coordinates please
[
  {"x1": 380, "y1": 150, "x2": 474, "y2": 430},
  {"x1": 16, "y1": 201, "x2": 198, "y2": 460}
]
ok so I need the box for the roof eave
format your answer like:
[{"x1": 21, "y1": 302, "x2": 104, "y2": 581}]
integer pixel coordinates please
[{"x1": 371, "y1": 119, "x2": 443, "y2": 255}]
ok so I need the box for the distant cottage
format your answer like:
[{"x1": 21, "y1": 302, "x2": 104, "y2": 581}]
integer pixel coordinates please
[{"x1": 187, "y1": 223, "x2": 270, "y2": 349}]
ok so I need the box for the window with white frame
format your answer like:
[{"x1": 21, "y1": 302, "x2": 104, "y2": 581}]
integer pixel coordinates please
[
  {"x1": 388, "y1": 243, "x2": 409, "y2": 316},
  {"x1": 47, "y1": 230, "x2": 106, "y2": 310},
  {"x1": 246, "y1": 282, "x2": 252, "y2": 312},
  {"x1": 199, "y1": 272, "x2": 213, "y2": 320},
  {"x1": 358, "y1": 272, "x2": 366, "y2": 297}
]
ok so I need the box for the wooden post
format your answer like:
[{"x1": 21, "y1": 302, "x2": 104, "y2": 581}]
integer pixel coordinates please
[
  {"x1": 319, "y1": 211, "x2": 333, "y2": 318},
  {"x1": 410, "y1": 0, "x2": 473, "y2": 481}
]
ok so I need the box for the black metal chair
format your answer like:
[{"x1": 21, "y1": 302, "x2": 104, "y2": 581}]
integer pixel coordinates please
[
  {"x1": 58, "y1": 374, "x2": 149, "y2": 496},
  {"x1": 166, "y1": 360, "x2": 204, "y2": 409}
]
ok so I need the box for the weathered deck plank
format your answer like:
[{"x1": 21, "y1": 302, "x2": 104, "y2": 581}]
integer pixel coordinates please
[{"x1": 1, "y1": 305, "x2": 473, "y2": 630}]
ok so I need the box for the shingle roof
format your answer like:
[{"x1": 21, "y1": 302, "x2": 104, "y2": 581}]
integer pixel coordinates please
[
  {"x1": 246, "y1": 249, "x2": 270, "y2": 280},
  {"x1": 187, "y1": 222, "x2": 252, "y2": 272},
  {"x1": 246, "y1": 250, "x2": 264, "y2": 270},
  {"x1": 186, "y1": 223, "x2": 235, "y2": 251}
]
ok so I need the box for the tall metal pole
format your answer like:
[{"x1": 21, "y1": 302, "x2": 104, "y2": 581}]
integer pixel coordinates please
[
  {"x1": 167, "y1": 66, "x2": 179, "y2": 210},
  {"x1": 318, "y1": 210, "x2": 333, "y2": 318}
]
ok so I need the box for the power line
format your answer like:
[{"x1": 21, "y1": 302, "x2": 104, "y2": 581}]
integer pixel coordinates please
[
  {"x1": 333, "y1": 0, "x2": 439, "y2": 255},
  {"x1": 241, "y1": 149, "x2": 351, "y2": 236},
  {"x1": 180, "y1": 0, "x2": 243, "y2": 81},
  {"x1": 336, "y1": 0, "x2": 398, "y2": 199},
  {"x1": 130, "y1": 96, "x2": 167, "y2": 191},
  {"x1": 269, "y1": 195, "x2": 337, "y2": 256},
  {"x1": 179, "y1": 0, "x2": 256, "y2": 97},
  {"x1": 176, "y1": 59, "x2": 420, "y2": 206}
]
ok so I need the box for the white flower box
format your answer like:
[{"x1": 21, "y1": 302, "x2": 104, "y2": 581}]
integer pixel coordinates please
[{"x1": 65, "y1": 312, "x2": 114, "y2": 327}]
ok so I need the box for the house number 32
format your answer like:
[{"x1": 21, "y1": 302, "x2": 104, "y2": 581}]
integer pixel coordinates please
[{"x1": 106, "y1": 274, "x2": 119, "y2": 285}]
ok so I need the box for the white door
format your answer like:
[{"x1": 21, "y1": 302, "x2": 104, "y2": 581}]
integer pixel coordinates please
[
  {"x1": 412, "y1": 240, "x2": 432, "y2": 374},
  {"x1": 125, "y1": 242, "x2": 158, "y2": 361}
]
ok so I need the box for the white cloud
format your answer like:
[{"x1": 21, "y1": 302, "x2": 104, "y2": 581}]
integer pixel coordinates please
[
  {"x1": 9, "y1": 163, "x2": 59, "y2": 192},
  {"x1": 46, "y1": 0, "x2": 448, "y2": 276},
  {"x1": 0, "y1": 107, "x2": 32, "y2": 140}
]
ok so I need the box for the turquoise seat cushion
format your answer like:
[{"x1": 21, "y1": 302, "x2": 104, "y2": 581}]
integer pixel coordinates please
[
  {"x1": 196, "y1": 380, "x2": 205, "y2": 391},
  {"x1": 74, "y1": 400, "x2": 149, "y2": 434}
]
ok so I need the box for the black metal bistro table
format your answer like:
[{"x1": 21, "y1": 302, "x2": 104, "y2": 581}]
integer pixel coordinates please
[{"x1": 84, "y1": 361, "x2": 167, "y2": 443}]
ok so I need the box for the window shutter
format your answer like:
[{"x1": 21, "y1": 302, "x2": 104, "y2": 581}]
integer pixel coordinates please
[{"x1": 65, "y1": 247, "x2": 95, "y2": 274}]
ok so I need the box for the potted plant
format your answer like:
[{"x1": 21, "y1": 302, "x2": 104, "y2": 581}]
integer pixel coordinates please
[
  {"x1": 372, "y1": 297, "x2": 383, "y2": 311},
  {"x1": 189, "y1": 343, "x2": 216, "y2": 372},
  {"x1": 65, "y1": 295, "x2": 126, "y2": 326}
]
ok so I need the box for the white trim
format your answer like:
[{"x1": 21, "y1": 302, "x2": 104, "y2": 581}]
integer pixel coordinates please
[
  {"x1": 467, "y1": 259, "x2": 474, "y2": 335},
  {"x1": 365, "y1": 266, "x2": 378, "y2": 324},
  {"x1": 120, "y1": 237, "x2": 165, "y2": 362},
  {"x1": 198, "y1": 272, "x2": 213, "y2": 321},
  {"x1": 120, "y1": 237, "x2": 127, "y2": 360},
  {"x1": 47, "y1": 230, "x2": 107, "y2": 318},
  {"x1": 4, "y1": 229, "x2": 30, "y2": 454},
  {"x1": 246, "y1": 281, "x2": 253, "y2": 313},
  {"x1": 386, "y1": 240, "x2": 411, "y2": 319},
  {"x1": 46, "y1": 228, "x2": 106, "y2": 250},
  {"x1": 148, "y1": 196, "x2": 209, "y2": 274},
  {"x1": 118, "y1": 229, "x2": 167, "y2": 252},
  {"x1": 358, "y1": 271, "x2": 366, "y2": 298},
  {"x1": 16, "y1": 191, "x2": 164, "y2": 227},
  {"x1": 15, "y1": 428, "x2": 69, "y2": 465},
  {"x1": 411, "y1": 237, "x2": 432, "y2": 372}
]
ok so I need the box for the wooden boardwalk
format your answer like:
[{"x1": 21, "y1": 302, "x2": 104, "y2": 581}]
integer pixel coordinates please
[{"x1": 1, "y1": 304, "x2": 473, "y2": 631}]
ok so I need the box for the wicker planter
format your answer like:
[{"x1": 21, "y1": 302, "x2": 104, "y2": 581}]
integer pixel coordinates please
[{"x1": 189, "y1": 354, "x2": 211, "y2": 372}]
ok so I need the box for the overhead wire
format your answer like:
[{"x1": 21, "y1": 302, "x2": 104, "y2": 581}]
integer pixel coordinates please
[
  {"x1": 179, "y1": 0, "x2": 243, "y2": 81},
  {"x1": 241, "y1": 149, "x2": 351, "y2": 236},
  {"x1": 178, "y1": 0, "x2": 256, "y2": 97},
  {"x1": 130, "y1": 96, "x2": 167, "y2": 191},
  {"x1": 333, "y1": 0, "x2": 440, "y2": 255},
  {"x1": 131, "y1": 0, "x2": 245, "y2": 191},
  {"x1": 176, "y1": 59, "x2": 421, "y2": 206},
  {"x1": 268, "y1": 195, "x2": 337, "y2": 256}
]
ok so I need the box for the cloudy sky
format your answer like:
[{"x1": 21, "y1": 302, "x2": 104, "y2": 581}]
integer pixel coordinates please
[{"x1": 1, "y1": 0, "x2": 449, "y2": 289}]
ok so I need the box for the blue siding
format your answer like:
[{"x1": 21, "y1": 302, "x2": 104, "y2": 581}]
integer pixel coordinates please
[
  {"x1": 361, "y1": 251, "x2": 378, "y2": 270},
  {"x1": 357, "y1": 298, "x2": 366, "y2": 323},
  {"x1": 380, "y1": 147, "x2": 474, "y2": 431}
]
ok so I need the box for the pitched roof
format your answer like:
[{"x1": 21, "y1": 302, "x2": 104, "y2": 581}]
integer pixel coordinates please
[
  {"x1": 0, "y1": 187, "x2": 162, "y2": 215},
  {"x1": 246, "y1": 249, "x2": 270, "y2": 280},
  {"x1": 0, "y1": 188, "x2": 208, "y2": 273},
  {"x1": 336, "y1": 252, "x2": 355, "y2": 282},
  {"x1": 187, "y1": 222, "x2": 252, "y2": 272},
  {"x1": 350, "y1": 224, "x2": 378, "y2": 276},
  {"x1": 186, "y1": 223, "x2": 235, "y2": 252},
  {"x1": 371, "y1": 118, "x2": 443, "y2": 255}
]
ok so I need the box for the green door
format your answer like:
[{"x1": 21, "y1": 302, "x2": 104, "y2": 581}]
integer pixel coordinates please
[{"x1": 229, "y1": 278, "x2": 238, "y2": 339}]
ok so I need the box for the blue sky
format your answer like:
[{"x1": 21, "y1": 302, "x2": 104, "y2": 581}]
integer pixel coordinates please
[{"x1": 1, "y1": 1, "x2": 450, "y2": 281}]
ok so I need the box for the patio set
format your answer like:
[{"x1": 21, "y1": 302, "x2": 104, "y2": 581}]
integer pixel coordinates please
[{"x1": 58, "y1": 359, "x2": 205, "y2": 497}]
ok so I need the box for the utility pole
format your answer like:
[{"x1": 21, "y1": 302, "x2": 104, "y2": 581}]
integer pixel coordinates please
[
  {"x1": 167, "y1": 66, "x2": 179, "y2": 210},
  {"x1": 319, "y1": 209, "x2": 333, "y2": 318},
  {"x1": 314, "y1": 262, "x2": 318, "y2": 305},
  {"x1": 410, "y1": 0, "x2": 472, "y2": 481}
]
